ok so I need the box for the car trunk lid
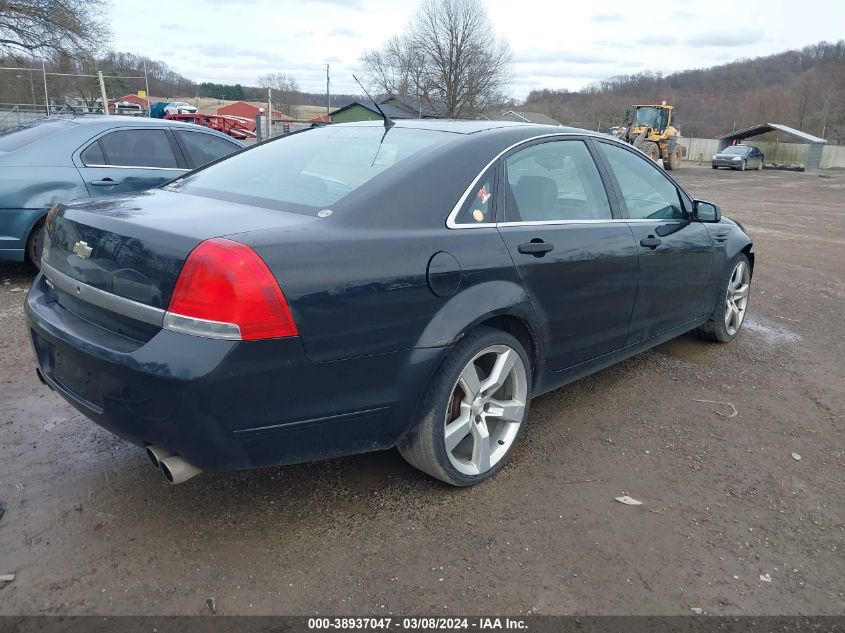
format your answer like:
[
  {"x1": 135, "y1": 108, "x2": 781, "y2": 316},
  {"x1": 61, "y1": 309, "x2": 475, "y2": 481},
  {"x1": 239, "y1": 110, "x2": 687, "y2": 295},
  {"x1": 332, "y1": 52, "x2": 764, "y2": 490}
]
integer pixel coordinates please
[{"x1": 43, "y1": 189, "x2": 319, "y2": 339}]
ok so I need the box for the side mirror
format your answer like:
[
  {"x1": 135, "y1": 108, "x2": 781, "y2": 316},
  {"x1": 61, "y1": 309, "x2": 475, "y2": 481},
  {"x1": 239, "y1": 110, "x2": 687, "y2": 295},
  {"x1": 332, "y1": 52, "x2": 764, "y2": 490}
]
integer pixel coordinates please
[{"x1": 693, "y1": 199, "x2": 720, "y2": 223}]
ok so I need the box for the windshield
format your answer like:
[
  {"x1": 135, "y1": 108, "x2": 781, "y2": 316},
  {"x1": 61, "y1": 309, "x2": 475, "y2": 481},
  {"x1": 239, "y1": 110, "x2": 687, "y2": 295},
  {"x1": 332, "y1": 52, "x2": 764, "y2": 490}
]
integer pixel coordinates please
[
  {"x1": 723, "y1": 146, "x2": 749, "y2": 155},
  {"x1": 634, "y1": 107, "x2": 668, "y2": 130},
  {"x1": 0, "y1": 118, "x2": 71, "y2": 151},
  {"x1": 176, "y1": 126, "x2": 452, "y2": 211}
]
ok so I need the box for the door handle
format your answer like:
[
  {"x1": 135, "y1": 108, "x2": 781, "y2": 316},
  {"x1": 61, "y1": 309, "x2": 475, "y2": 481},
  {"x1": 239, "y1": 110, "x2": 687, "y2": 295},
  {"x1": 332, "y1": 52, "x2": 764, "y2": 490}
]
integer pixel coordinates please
[
  {"x1": 640, "y1": 236, "x2": 662, "y2": 249},
  {"x1": 518, "y1": 241, "x2": 554, "y2": 256},
  {"x1": 90, "y1": 178, "x2": 118, "y2": 186}
]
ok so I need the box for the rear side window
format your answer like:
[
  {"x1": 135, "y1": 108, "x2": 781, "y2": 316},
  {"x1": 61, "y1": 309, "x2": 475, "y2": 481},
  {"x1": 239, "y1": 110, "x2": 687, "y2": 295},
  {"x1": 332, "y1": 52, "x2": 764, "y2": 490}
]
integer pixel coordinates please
[
  {"x1": 97, "y1": 129, "x2": 178, "y2": 168},
  {"x1": 80, "y1": 141, "x2": 106, "y2": 165},
  {"x1": 454, "y1": 167, "x2": 496, "y2": 224},
  {"x1": 176, "y1": 131, "x2": 239, "y2": 168},
  {"x1": 598, "y1": 142, "x2": 685, "y2": 220},
  {"x1": 504, "y1": 139, "x2": 612, "y2": 222}
]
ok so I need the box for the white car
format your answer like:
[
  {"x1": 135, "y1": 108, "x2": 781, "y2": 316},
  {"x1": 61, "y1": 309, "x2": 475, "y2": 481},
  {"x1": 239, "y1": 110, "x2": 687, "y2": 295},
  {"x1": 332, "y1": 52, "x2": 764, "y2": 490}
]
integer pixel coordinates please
[{"x1": 164, "y1": 101, "x2": 198, "y2": 115}]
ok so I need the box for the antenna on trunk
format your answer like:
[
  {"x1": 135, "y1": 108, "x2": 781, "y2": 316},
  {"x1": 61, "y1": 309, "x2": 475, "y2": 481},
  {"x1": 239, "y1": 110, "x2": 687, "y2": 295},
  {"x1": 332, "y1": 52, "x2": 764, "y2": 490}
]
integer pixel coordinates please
[{"x1": 353, "y1": 75, "x2": 395, "y2": 129}]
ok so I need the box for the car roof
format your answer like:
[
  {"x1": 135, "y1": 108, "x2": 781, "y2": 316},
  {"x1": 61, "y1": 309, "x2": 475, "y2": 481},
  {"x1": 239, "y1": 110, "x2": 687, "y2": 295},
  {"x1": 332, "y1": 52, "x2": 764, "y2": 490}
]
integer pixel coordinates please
[{"x1": 332, "y1": 119, "x2": 591, "y2": 137}]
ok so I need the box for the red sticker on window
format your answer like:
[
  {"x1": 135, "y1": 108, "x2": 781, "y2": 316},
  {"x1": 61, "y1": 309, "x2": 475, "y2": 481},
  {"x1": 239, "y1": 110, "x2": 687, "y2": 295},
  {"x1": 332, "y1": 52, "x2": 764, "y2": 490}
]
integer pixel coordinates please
[{"x1": 476, "y1": 184, "x2": 491, "y2": 204}]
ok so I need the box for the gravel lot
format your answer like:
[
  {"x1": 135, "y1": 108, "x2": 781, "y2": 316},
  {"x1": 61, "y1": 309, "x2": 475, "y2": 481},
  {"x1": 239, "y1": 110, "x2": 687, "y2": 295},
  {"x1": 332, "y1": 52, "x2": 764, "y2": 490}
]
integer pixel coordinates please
[{"x1": 0, "y1": 165, "x2": 843, "y2": 616}]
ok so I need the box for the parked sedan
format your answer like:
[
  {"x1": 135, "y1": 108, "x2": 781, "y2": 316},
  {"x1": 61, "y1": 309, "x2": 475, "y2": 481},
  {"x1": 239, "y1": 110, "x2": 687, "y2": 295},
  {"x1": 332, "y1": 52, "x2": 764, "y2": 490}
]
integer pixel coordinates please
[
  {"x1": 0, "y1": 115, "x2": 244, "y2": 266},
  {"x1": 26, "y1": 121, "x2": 754, "y2": 487},
  {"x1": 712, "y1": 144, "x2": 764, "y2": 170},
  {"x1": 164, "y1": 102, "x2": 198, "y2": 115}
]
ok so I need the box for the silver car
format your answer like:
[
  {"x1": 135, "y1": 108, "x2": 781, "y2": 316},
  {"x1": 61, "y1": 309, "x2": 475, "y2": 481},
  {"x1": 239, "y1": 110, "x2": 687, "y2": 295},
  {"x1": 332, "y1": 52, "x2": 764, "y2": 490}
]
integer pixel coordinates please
[{"x1": 712, "y1": 145, "x2": 764, "y2": 171}]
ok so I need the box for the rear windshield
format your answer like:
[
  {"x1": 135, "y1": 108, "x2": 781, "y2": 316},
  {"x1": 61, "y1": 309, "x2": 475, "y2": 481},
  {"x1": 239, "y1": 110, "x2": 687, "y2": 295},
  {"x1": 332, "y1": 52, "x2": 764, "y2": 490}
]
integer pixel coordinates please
[
  {"x1": 723, "y1": 146, "x2": 750, "y2": 155},
  {"x1": 174, "y1": 126, "x2": 453, "y2": 211},
  {"x1": 0, "y1": 118, "x2": 71, "y2": 151}
]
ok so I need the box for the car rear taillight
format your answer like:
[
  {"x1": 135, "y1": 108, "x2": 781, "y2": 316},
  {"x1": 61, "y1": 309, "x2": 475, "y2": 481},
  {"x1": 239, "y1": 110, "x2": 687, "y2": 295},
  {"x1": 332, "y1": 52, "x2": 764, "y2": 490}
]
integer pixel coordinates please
[{"x1": 164, "y1": 238, "x2": 298, "y2": 341}]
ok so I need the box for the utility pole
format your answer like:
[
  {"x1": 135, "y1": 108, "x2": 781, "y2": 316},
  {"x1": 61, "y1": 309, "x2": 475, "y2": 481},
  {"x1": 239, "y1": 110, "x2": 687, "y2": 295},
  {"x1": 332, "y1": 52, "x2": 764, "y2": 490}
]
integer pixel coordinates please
[
  {"x1": 98, "y1": 70, "x2": 110, "y2": 115},
  {"x1": 142, "y1": 58, "x2": 151, "y2": 116},
  {"x1": 326, "y1": 63, "x2": 330, "y2": 117},
  {"x1": 42, "y1": 59, "x2": 49, "y2": 115},
  {"x1": 267, "y1": 87, "x2": 273, "y2": 139}
]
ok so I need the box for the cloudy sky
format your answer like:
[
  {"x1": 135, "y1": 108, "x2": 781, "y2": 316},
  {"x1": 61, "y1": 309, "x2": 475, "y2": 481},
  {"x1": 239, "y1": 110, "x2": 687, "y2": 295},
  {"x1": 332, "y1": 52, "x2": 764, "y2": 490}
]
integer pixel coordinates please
[{"x1": 110, "y1": 0, "x2": 845, "y2": 99}]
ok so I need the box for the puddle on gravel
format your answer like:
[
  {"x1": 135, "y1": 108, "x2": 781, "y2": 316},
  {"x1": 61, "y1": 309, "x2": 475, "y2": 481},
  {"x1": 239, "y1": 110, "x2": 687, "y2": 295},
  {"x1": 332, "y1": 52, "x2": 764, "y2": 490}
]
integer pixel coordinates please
[
  {"x1": 655, "y1": 334, "x2": 713, "y2": 364},
  {"x1": 742, "y1": 314, "x2": 801, "y2": 344}
]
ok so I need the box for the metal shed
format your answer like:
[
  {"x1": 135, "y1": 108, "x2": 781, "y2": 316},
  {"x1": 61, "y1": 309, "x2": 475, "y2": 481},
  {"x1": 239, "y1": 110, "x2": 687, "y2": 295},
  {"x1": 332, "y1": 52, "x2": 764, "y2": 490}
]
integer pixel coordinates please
[{"x1": 717, "y1": 123, "x2": 827, "y2": 172}]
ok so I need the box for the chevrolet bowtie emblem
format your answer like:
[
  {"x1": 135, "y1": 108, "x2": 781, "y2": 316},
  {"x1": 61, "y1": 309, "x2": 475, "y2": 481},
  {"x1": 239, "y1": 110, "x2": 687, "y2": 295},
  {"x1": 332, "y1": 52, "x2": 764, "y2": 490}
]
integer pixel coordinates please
[{"x1": 72, "y1": 241, "x2": 93, "y2": 259}]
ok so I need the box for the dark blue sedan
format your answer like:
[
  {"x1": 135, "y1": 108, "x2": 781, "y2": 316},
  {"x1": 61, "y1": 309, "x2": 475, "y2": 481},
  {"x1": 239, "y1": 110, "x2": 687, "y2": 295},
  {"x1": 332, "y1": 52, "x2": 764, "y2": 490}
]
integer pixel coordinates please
[
  {"x1": 25, "y1": 120, "x2": 754, "y2": 486},
  {"x1": 0, "y1": 115, "x2": 244, "y2": 266}
]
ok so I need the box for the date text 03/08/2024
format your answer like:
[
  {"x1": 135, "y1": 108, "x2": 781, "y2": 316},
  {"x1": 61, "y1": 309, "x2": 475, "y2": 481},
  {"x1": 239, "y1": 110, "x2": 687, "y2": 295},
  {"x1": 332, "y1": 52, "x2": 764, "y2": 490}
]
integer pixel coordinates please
[{"x1": 307, "y1": 617, "x2": 528, "y2": 630}]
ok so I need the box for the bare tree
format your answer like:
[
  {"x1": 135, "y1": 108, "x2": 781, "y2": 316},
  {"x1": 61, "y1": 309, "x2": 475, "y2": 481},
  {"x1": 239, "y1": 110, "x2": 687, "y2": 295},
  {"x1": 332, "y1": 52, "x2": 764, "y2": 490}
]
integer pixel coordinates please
[
  {"x1": 0, "y1": 0, "x2": 110, "y2": 59},
  {"x1": 258, "y1": 72, "x2": 299, "y2": 115},
  {"x1": 362, "y1": 0, "x2": 512, "y2": 118}
]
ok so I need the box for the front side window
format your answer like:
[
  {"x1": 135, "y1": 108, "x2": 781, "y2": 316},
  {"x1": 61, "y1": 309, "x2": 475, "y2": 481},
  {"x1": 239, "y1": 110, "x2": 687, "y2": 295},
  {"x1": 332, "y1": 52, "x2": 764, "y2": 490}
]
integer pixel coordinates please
[
  {"x1": 97, "y1": 129, "x2": 178, "y2": 168},
  {"x1": 598, "y1": 142, "x2": 685, "y2": 220},
  {"x1": 176, "y1": 131, "x2": 240, "y2": 168},
  {"x1": 504, "y1": 139, "x2": 612, "y2": 222}
]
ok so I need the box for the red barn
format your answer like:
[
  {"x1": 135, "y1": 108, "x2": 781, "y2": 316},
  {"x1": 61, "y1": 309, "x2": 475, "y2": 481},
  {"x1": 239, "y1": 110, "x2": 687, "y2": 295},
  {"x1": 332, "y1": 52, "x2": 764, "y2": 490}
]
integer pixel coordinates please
[
  {"x1": 114, "y1": 93, "x2": 150, "y2": 107},
  {"x1": 216, "y1": 101, "x2": 293, "y2": 123}
]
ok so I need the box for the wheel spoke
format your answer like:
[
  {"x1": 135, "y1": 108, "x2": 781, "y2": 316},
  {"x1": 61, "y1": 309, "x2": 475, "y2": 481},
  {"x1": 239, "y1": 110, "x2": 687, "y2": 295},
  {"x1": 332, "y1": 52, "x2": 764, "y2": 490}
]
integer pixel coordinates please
[
  {"x1": 480, "y1": 349, "x2": 517, "y2": 395},
  {"x1": 458, "y1": 362, "x2": 482, "y2": 399},
  {"x1": 485, "y1": 398, "x2": 525, "y2": 424},
  {"x1": 733, "y1": 283, "x2": 749, "y2": 300},
  {"x1": 444, "y1": 408, "x2": 472, "y2": 452},
  {"x1": 470, "y1": 420, "x2": 491, "y2": 473}
]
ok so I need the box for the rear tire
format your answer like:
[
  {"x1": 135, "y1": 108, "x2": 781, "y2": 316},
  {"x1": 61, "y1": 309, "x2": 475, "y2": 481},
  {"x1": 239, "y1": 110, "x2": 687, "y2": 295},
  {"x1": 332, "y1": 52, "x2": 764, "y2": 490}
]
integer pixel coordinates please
[
  {"x1": 398, "y1": 327, "x2": 532, "y2": 486},
  {"x1": 757, "y1": 160, "x2": 763, "y2": 171},
  {"x1": 697, "y1": 254, "x2": 751, "y2": 343},
  {"x1": 665, "y1": 146, "x2": 683, "y2": 170},
  {"x1": 26, "y1": 219, "x2": 45, "y2": 270}
]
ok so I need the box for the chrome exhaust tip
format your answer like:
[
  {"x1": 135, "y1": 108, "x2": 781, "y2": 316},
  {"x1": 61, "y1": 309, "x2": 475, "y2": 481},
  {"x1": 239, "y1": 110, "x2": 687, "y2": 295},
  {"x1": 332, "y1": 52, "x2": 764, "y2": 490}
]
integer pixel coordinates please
[
  {"x1": 159, "y1": 455, "x2": 202, "y2": 485},
  {"x1": 145, "y1": 445, "x2": 174, "y2": 468}
]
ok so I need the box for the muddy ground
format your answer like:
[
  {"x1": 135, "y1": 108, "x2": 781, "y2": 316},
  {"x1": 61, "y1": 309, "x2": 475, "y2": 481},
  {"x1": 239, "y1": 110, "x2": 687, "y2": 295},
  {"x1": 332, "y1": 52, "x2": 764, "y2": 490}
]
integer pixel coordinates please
[{"x1": 0, "y1": 166, "x2": 843, "y2": 616}]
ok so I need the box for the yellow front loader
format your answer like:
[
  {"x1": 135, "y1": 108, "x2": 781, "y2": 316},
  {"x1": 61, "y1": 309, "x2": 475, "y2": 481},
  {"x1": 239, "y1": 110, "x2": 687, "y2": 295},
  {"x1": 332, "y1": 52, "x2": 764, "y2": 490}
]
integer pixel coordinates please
[{"x1": 616, "y1": 102, "x2": 687, "y2": 170}]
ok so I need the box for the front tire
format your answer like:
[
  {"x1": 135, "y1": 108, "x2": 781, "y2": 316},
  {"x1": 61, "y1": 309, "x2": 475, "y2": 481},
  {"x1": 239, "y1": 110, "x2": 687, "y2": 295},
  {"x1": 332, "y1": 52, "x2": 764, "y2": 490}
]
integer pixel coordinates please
[
  {"x1": 398, "y1": 327, "x2": 531, "y2": 486},
  {"x1": 697, "y1": 254, "x2": 751, "y2": 343},
  {"x1": 26, "y1": 219, "x2": 45, "y2": 269},
  {"x1": 739, "y1": 160, "x2": 746, "y2": 171}
]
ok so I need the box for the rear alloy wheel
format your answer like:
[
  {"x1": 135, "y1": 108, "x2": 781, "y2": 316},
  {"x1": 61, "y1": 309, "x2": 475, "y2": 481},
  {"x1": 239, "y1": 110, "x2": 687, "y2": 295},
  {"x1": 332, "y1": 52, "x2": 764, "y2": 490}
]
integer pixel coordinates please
[
  {"x1": 398, "y1": 327, "x2": 531, "y2": 486},
  {"x1": 697, "y1": 254, "x2": 751, "y2": 342},
  {"x1": 26, "y1": 219, "x2": 45, "y2": 270}
]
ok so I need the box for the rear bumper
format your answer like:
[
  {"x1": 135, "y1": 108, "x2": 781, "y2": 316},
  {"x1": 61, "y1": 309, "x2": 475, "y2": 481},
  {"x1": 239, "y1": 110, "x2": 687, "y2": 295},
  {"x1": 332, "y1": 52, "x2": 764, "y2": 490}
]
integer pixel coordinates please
[
  {"x1": 25, "y1": 274, "x2": 444, "y2": 471},
  {"x1": 0, "y1": 208, "x2": 46, "y2": 262}
]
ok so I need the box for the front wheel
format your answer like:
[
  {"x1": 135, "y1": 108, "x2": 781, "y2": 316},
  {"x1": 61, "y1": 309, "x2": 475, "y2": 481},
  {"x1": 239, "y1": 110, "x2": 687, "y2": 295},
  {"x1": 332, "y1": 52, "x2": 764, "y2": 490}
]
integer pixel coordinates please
[
  {"x1": 739, "y1": 160, "x2": 746, "y2": 171},
  {"x1": 398, "y1": 327, "x2": 531, "y2": 486},
  {"x1": 26, "y1": 219, "x2": 45, "y2": 269},
  {"x1": 697, "y1": 254, "x2": 751, "y2": 342}
]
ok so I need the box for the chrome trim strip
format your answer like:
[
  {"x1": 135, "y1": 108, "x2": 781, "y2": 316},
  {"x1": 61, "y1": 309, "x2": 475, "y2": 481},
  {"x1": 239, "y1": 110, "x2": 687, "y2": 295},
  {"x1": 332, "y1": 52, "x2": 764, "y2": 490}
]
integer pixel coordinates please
[
  {"x1": 41, "y1": 261, "x2": 165, "y2": 327},
  {"x1": 83, "y1": 164, "x2": 191, "y2": 171},
  {"x1": 492, "y1": 218, "x2": 682, "y2": 228}
]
